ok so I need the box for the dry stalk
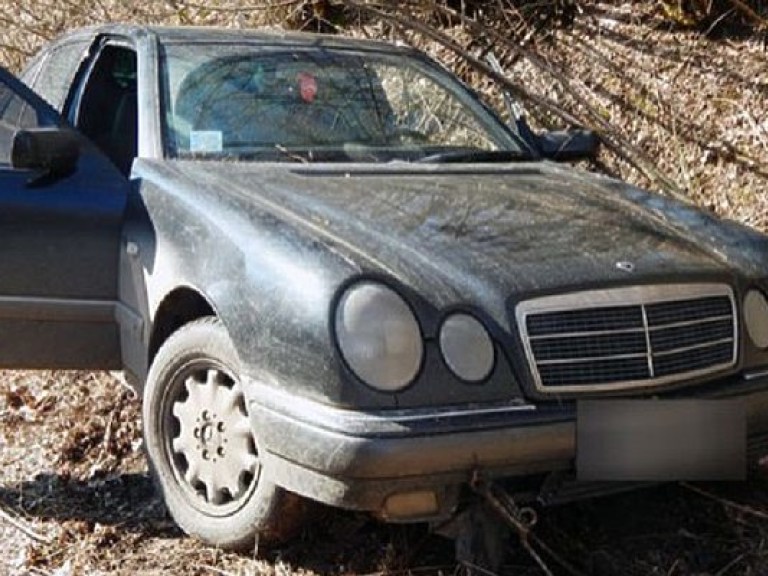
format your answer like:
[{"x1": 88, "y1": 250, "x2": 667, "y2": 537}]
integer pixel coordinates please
[
  {"x1": 180, "y1": 0, "x2": 302, "y2": 11},
  {"x1": 726, "y1": 0, "x2": 768, "y2": 28},
  {"x1": 198, "y1": 564, "x2": 239, "y2": 576},
  {"x1": 681, "y1": 482, "x2": 768, "y2": 521},
  {"x1": 714, "y1": 552, "x2": 747, "y2": 576},
  {"x1": 0, "y1": 502, "x2": 52, "y2": 544}
]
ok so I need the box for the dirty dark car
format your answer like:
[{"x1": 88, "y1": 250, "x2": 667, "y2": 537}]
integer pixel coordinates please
[{"x1": 2, "y1": 24, "x2": 768, "y2": 549}]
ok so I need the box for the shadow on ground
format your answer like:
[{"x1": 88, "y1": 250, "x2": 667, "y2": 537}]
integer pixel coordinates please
[
  {"x1": 4, "y1": 472, "x2": 768, "y2": 575},
  {"x1": 0, "y1": 472, "x2": 178, "y2": 537}
]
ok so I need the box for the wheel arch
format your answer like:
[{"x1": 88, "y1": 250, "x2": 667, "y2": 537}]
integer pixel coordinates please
[{"x1": 149, "y1": 285, "x2": 218, "y2": 365}]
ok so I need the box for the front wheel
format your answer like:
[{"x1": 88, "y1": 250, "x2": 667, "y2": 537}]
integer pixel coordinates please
[{"x1": 143, "y1": 317, "x2": 308, "y2": 550}]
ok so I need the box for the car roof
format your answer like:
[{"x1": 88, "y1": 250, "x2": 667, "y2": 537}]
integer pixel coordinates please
[{"x1": 53, "y1": 23, "x2": 416, "y2": 54}]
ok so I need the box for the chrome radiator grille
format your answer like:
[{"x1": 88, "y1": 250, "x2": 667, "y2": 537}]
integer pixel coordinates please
[{"x1": 516, "y1": 284, "x2": 737, "y2": 393}]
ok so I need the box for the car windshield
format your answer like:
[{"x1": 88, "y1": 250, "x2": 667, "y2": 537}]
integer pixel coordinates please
[{"x1": 160, "y1": 42, "x2": 528, "y2": 163}]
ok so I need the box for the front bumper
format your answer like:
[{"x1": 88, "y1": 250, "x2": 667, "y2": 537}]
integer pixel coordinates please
[{"x1": 247, "y1": 377, "x2": 768, "y2": 521}]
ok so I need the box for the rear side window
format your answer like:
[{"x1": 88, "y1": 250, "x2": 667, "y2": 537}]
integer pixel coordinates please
[
  {"x1": 30, "y1": 41, "x2": 89, "y2": 112},
  {"x1": 0, "y1": 77, "x2": 49, "y2": 165}
]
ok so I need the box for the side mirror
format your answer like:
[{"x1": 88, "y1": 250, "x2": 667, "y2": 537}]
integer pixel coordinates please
[
  {"x1": 11, "y1": 127, "x2": 80, "y2": 178},
  {"x1": 537, "y1": 129, "x2": 600, "y2": 162}
]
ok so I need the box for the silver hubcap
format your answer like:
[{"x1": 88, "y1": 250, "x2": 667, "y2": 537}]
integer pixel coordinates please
[{"x1": 169, "y1": 367, "x2": 259, "y2": 511}]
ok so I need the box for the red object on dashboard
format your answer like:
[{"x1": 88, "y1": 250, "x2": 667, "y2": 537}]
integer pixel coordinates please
[{"x1": 297, "y1": 72, "x2": 317, "y2": 103}]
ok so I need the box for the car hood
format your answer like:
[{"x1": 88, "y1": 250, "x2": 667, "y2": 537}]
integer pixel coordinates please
[{"x1": 160, "y1": 160, "x2": 768, "y2": 323}]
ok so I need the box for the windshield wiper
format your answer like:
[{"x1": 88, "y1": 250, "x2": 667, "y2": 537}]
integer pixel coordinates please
[
  {"x1": 275, "y1": 144, "x2": 312, "y2": 163},
  {"x1": 416, "y1": 149, "x2": 533, "y2": 164}
]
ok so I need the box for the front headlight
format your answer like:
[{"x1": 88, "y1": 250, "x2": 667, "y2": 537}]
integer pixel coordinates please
[
  {"x1": 335, "y1": 281, "x2": 423, "y2": 391},
  {"x1": 439, "y1": 313, "x2": 495, "y2": 382},
  {"x1": 744, "y1": 289, "x2": 768, "y2": 349}
]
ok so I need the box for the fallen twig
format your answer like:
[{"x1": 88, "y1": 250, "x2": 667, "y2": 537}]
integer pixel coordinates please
[
  {"x1": 0, "y1": 502, "x2": 52, "y2": 544},
  {"x1": 198, "y1": 565, "x2": 239, "y2": 576},
  {"x1": 471, "y1": 477, "x2": 589, "y2": 576},
  {"x1": 680, "y1": 482, "x2": 768, "y2": 521},
  {"x1": 714, "y1": 552, "x2": 747, "y2": 576},
  {"x1": 360, "y1": 566, "x2": 457, "y2": 576}
]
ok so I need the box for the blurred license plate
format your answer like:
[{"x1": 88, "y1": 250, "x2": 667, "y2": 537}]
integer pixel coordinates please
[{"x1": 577, "y1": 399, "x2": 745, "y2": 481}]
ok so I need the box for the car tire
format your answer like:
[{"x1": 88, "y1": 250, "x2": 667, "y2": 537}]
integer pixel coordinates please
[{"x1": 143, "y1": 316, "x2": 309, "y2": 550}]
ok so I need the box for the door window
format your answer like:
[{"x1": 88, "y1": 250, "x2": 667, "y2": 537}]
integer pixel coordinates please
[{"x1": 75, "y1": 45, "x2": 138, "y2": 175}]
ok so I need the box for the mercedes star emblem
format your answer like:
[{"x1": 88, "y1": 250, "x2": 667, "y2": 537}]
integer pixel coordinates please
[{"x1": 616, "y1": 261, "x2": 636, "y2": 273}]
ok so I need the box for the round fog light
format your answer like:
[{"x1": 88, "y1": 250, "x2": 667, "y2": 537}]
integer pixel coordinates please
[
  {"x1": 745, "y1": 290, "x2": 768, "y2": 349},
  {"x1": 439, "y1": 313, "x2": 495, "y2": 382}
]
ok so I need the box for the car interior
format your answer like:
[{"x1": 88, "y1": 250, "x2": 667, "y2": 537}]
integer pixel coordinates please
[
  {"x1": 172, "y1": 54, "x2": 396, "y2": 154},
  {"x1": 75, "y1": 45, "x2": 137, "y2": 175}
]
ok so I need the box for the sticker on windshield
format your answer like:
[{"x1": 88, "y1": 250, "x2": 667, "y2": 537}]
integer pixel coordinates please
[{"x1": 190, "y1": 130, "x2": 223, "y2": 153}]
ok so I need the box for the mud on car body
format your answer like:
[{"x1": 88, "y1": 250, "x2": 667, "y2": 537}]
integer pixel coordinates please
[{"x1": 0, "y1": 24, "x2": 767, "y2": 548}]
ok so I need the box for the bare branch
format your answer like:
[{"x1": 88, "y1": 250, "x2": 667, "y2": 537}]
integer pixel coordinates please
[{"x1": 341, "y1": 0, "x2": 688, "y2": 201}]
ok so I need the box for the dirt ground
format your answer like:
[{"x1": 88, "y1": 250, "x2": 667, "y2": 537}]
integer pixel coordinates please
[
  {"x1": 3, "y1": 371, "x2": 768, "y2": 575},
  {"x1": 1, "y1": 2, "x2": 768, "y2": 575}
]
